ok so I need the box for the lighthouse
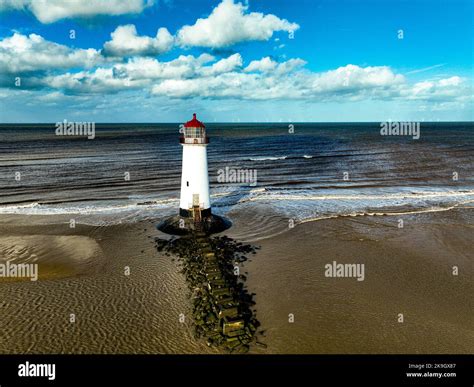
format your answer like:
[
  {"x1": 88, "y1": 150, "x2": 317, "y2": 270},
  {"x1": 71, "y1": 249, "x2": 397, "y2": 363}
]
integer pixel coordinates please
[
  {"x1": 157, "y1": 113, "x2": 230, "y2": 235},
  {"x1": 179, "y1": 113, "x2": 211, "y2": 221}
]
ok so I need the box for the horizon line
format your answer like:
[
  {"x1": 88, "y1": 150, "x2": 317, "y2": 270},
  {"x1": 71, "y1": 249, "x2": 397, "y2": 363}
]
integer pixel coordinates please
[{"x1": 1, "y1": 120, "x2": 473, "y2": 125}]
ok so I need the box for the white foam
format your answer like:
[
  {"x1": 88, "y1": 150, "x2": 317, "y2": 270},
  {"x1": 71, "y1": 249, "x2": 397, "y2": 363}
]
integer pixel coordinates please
[
  {"x1": 0, "y1": 187, "x2": 472, "y2": 227},
  {"x1": 0, "y1": 198, "x2": 179, "y2": 216},
  {"x1": 249, "y1": 156, "x2": 287, "y2": 161},
  {"x1": 247, "y1": 189, "x2": 474, "y2": 202},
  {"x1": 299, "y1": 201, "x2": 473, "y2": 224}
]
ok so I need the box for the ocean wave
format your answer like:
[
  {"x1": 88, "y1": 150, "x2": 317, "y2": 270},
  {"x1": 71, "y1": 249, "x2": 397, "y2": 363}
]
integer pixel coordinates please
[
  {"x1": 247, "y1": 155, "x2": 316, "y2": 161},
  {"x1": 298, "y1": 201, "x2": 474, "y2": 224},
  {"x1": 247, "y1": 189, "x2": 474, "y2": 202},
  {"x1": 248, "y1": 156, "x2": 287, "y2": 161},
  {"x1": 0, "y1": 198, "x2": 179, "y2": 216},
  {"x1": 0, "y1": 188, "x2": 472, "y2": 228}
]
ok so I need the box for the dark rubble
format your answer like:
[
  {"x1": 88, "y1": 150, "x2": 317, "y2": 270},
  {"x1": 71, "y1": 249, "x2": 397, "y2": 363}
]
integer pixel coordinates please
[{"x1": 155, "y1": 232, "x2": 265, "y2": 353}]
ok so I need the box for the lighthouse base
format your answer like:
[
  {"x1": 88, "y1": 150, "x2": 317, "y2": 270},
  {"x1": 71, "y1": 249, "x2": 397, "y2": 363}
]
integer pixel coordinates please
[
  {"x1": 156, "y1": 213, "x2": 231, "y2": 236},
  {"x1": 179, "y1": 208, "x2": 212, "y2": 218}
]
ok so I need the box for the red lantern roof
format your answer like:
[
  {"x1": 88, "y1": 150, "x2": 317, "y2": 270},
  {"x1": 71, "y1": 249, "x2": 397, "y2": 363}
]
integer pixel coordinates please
[{"x1": 184, "y1": 113, "x2": 205, "y2": 128}]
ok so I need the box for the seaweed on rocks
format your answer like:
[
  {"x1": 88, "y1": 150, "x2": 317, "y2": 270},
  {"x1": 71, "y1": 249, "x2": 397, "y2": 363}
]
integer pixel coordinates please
[{"x1": 155, "y1": 233, "x2": 263, "y2": 353}]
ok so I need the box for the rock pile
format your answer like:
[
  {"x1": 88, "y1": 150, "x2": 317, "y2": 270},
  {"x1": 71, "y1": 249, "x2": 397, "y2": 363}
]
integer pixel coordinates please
[{"x1": 155, "y1": 232, "x2": 265, "y2": 353}]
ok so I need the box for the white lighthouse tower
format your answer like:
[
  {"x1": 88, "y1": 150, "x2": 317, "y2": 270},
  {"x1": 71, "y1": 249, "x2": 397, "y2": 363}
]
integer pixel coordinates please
[{"x1": 179, "y1": 113, "x2": 211, "y2": 221}]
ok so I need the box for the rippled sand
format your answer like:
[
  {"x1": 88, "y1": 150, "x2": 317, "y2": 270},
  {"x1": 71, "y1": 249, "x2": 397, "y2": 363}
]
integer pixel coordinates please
[
  {"x1": 0, "y1": 235, "x2": 102, "y2": 281},
  {"x1": 0, "y1": 217, "x2": 219, "y2": 354},
  {"x1": 0, "y1": 208, "x2": 472, "y2": 354},
  {"x1": 228, "y1": 207, "x2": 474, "y2": 354}
]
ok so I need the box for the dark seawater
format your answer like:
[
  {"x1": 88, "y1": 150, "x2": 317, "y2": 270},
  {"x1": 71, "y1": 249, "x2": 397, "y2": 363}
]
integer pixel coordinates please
[{"x1": 0, "y1": 122, "x2": 473, "y2": 230}]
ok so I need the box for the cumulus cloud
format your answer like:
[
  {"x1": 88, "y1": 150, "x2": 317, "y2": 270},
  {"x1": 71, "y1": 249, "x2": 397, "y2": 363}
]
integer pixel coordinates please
[
  {"x1": 41, "y1": 53, "x2": 243, "y2": 94},
  {"x1": 151, "y1": 72, "x2": 276, "y2": 99},
  {"x1": 401, "y1": 76, "x2": 470, "y2": 101},
  {"x1": 29, "y1": 50, "x2": 469, "y2": 106},
  {"x1": 149, "y1": 61, "x2": 470, "y2": 104},
  {"x1": 309, "y1": 64, "x2": 405, "y2": 94},
  {"x1": 0, "y1": 0, "x2": 153, "y2": 23},
  {"x1": 41, "y1": 67, "x2": 146, "y2": 94},
  {"x1": 103, "y1": 24, "x2": 174, "y2": 57},
  {"x1": 245, "y1": 57, "x2": 277, "y2": 73},
  {"x1": 201, "y1": 53, "x2": 242, "y2": 76},
  {"x1": 245, "y1": 57, "x2": 306, "y2": 74},
  {"x1": 0, "y1": 30, "x2": 467, "y2": 106},
  {"x1": 113, "y1": 54, "x2": 216, "y2": 81},
  {"x1": 176, "y1": 0, "x2": 299, "y2": 48},
  {"x1": 0, "y1": 32, "x2": 103, "y2": 73},
  {"x1": 150, "y1": 63, "x2": 406, "y2": 100},
  {"x1": 438, "y1": 76, "x2": 462, "y2": 87}
]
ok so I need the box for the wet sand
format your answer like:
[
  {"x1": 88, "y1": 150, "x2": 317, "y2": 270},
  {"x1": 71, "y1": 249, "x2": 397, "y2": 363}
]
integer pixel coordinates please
[
  {"x1": 0, "y1": 216, "x2": 219, "y2": 354},
  {"x1": 237, "y1": 208, "x2": 474, "y2": 354},
  {"x1": 0, "y1": 208, "x2": 472, "y2": 354}
]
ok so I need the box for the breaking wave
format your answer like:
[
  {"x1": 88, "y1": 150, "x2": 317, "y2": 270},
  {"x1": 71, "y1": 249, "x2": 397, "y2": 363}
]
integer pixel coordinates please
[
  {"x1": 1, "y1": 187, "x2": 472, "y2": 228},
  {"x1": 247, "y1": 155, "x2": 316, "y2": 161},
  {"x1": 248, "y1": 156, "x2": 287, "y2": 161}
]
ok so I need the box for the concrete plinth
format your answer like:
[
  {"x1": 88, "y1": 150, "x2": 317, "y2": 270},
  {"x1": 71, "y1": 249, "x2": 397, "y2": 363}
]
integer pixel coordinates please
[{"x1": 156, "y1": 214, "x2": 231, "y2": 235}]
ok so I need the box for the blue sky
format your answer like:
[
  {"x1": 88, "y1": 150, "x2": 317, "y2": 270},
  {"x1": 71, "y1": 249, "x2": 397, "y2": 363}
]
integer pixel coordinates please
[{"x1": 0, "y1": 0, "x2": 472, "y2": 122}]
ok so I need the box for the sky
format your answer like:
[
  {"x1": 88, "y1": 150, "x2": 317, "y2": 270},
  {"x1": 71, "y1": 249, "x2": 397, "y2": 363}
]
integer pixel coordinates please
[{"x1": 0, "y1": 0, "x2": 472, "y2": 122}]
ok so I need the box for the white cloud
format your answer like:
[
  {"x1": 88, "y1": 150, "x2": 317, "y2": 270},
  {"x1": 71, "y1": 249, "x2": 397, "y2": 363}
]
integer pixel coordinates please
[
  {"x1": 112, "y1": 53, "x2": 242, "y2": 82},
  {"x1": 176, "y1": 0, "x2": 299, "y2": 48},
  {"x1": 275, "y1": 58, "x2": 306, "y2": 74},
  {"x1": 113, "y1": 54, "x2": 215, "y2": 81},
  {"x1": 151, "y1": 63, "x2": 406, "y2": 101},
  {"x1": 309, "y1": 64, "x2": 405, "y2": 94},
  {"x1": 438, "y1": 76, "x2": 461, "y2": 87},
  {"x1": 202, "y1": 53, "x2": 242, "y2": 75},
  {"x1": 35, "y1": 54, "x2": 469, "y2": 106},
  {"x1": 37, "y1": 91, "x2": 67, "y2": 102},
  {"x1": 0, "y1": 32, "x2": 103, "y2": 73},
  {"x1": 245, "y1": 57, "x2": 306, "y2": 74},
  {"x1": 0, "y1": 0, "x2": 153, "y2": 23},
  {"x1": 103, "y1": 24, "x2": 174, "y2": 57},
  {"x1": 151, "y1": 73, "x2": 253, "y2": 99},
  {"x1": 40, "y1": 53, "x2": 240, "y2": 93},
  {"x1": 1, "y1": 30, "x2": 467, "y2": 106},
  {"x1": 401, "y1": 76, "x2": 469, "y2": 101},
  {"x1": 42, "y1": 67, "x2": 146, "y2": 94},
  {"x1": 245, "y1": 57, "x2": 277, "y2": 73}
]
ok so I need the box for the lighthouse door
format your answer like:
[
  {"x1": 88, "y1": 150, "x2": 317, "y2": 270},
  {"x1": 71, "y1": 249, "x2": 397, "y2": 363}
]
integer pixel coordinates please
[{"x1": 192, "y1": 194, "x2": 201, "y2": 224}]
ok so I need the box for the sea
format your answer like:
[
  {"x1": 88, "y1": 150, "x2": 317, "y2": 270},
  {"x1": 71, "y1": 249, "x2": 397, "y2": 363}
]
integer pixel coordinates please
[{"x1": 0, "y1": 122, "x2": 473, "y2": 237}]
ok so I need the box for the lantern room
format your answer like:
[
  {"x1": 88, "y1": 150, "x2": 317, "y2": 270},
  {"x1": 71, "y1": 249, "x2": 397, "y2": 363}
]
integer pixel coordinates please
[{"x1": 180, "y1": 113, "x2": 209, "y2": 144}]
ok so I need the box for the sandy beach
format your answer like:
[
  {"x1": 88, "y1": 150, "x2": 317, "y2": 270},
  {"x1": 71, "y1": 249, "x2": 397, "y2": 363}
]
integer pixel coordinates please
[{"x1": 0, "y1": 207, "x2": 472, "y2": 354}]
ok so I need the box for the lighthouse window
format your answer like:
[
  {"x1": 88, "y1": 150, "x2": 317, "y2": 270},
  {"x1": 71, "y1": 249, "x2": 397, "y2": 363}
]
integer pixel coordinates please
[
  {"x1": 185, "y1": 127, "x2": 204, "y2": 138},
  {"x1": 186, "y1": 181, "x2": 189, "y2": 187}
]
